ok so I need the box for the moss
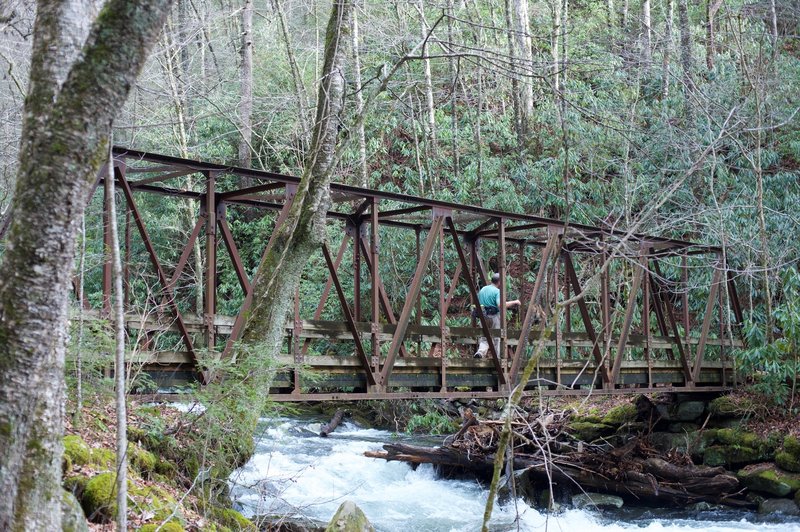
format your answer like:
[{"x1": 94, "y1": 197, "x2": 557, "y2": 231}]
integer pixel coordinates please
[
  {"x1": 91, "y1": 448, "x2": 116, "y2": 469},
  {"x1": 777, "y1": 451, "x2": 800, "y2": 473},
  {"x1": 81, "y1": 472, "x2": 117, "y2": 522},
  {"x1": 738, "y1": 463, "x2": 800, "y2": 496},
  {"x1": 213, "y1": 508, "x2": 256, "y2": 531},
  {"x1": 785, "y1": 436, "x2": 800, "y2": 456},
  {"x1": 708, "y1": 395, "x2": 752, "y2": 417},
  {"x1": 602, "y1": 404, "x2": 638, "y2": 426},
  {"x1": 64, "y1": 435, "x2": 92, "y2": 466},
  {"x1": 64, "y1": 474, "x2": 90, "y2": 499},
  {"x1": 567, "y1": 421, "x2": 614, "y2": 442},
  {"x1": 139, "y1": 522, "x2": 184, "y2": 532},
  {"x1": 703, "y1": 446, "x2": 727, "y2": 467},
  {"x1": 131, "y1": 444, "x2": 158, "y2": 474},
  {"x1": 324, "y1": 501, "x2": 374, "y2": 532}
]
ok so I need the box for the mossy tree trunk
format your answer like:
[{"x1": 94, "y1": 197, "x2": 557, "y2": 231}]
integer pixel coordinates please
[
  {"x1": 0, "y1": 1, "x2": 172, "y2": 529},
  {"x1": 231, "y1": 0, "x2": 352, "y2": 443}
]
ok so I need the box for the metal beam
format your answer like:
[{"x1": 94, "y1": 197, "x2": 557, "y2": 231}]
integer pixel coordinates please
[
  {"x1": 562, "y1": 251, "x2": 611, "y2": 384},
  {"x1": 322, "y1": 243, "x2": 377, "y2": 386},
  {"x1": 692, "y1": 265, "x2": 723, "y2": 382},
  {"x1": 381, "y1": 216, "x2": 446, "y2": 386},
  {"x1": 510, "y1": 233, "x2": 559, "y2": 383},
  {"x1": 447, "y1": 217, "x2": 507, "y2": 385}
]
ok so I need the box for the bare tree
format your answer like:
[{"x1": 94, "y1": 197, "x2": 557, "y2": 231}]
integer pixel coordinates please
[
  {"x1": 106, "y1": 155, "x2": 128, "y2": 531},
  {"x1": 0, "y1": 0, "x2": 173, "y2": 528},
  {"x1": 239, "y1": 0, "x2": 254, "y2": 166}
]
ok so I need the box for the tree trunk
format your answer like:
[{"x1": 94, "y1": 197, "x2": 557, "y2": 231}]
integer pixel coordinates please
[
  {"x1": 106, "y1": 158, "x2": 128, "y2": 532},
  {"x1": 235, "y1": 0, "x2": 352, "y2": 434},
  {"x1": 274, "y1": 0, "x2": 311, "y2": 147},
  {"x1": 351, "y1": 3, "x2": 368, "y2": 187},
  {"x1": 416, "y1": 0, "x2": 437, "y2": 151},
  {"x1": 662, "y1": 0, "x2": 674, "y2": 98},
  {"x1": 552, "y1": 0, "x2": 561, "y2": 102},
  {"x1": 448, "y1": 0, "x2": 460, "y2": 181},
  {"x1": 513, "y1": 0, "x2": 534, "y2": 142},
  {"x1": 0, "y1": 1, "x2": 172, "y2": 529},
  {"x1": 769, "y1": 0, "x2": 778, "y2": 46},
  {"x1": 678, "y1": 0, "x2": 694, "y2": 113},
  {"x1": 504, "y1": 0, "x2": 522, "y2": 145},
  {"x1": 642, "y1": 0, "x2": 652, "y2": 65},
  {"x1": 706, "y1": 0, "x2": 723, "y2": 70},
  {"x1": 239, "y1": 0, "x2": 254, "y2": 167}
]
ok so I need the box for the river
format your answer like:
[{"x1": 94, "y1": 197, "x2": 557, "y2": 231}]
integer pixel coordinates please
[{"x1": 229, "y1": 416, "x2": 800, "y2": 531}]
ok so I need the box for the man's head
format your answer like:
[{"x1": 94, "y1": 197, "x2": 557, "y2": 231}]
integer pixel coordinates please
[{"x1": 491, "y1": 272, "x2": 501, "y2": 285}]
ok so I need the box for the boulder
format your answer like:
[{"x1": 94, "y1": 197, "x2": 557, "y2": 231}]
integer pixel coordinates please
[
  {"x1": 324, "y1": 501, "x2": 375, "y2": 532},
  {"x1": 777, "y1": 436, "x2": 800, "y2": 473},
  {"x1": 671, "y1": 401, "x2": 706, "y2": 422},
  {"x1": 572, "y1": 493, "x2": 624, "y2": 510},
  {"x1": 737, "y1": 463, "x2": 800, "y2": 497},
  {"x1": 650, "y1": 432, "x2": 689, "y2": 453},
  {"x1": 758, "y1": 498, "x2": 800, "y2": 516},
  {"x1": 568, "y1": 421, "x2": 615, "y2": 442},
  {"x1": 61, "y1": 489, "x2": 89, "y2": 532},
  {"x1": 602, "y1": 404, "x2": 638, "y2": 426},
  {"x1": 63, "y1": 435, "x2": 92, "y2": 467},
  {"x1": 81, "y1": 472, "x2": 117, "y2": 523}
]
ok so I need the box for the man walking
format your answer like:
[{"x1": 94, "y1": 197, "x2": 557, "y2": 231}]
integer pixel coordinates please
[{"x1": 474, "y1": 273, "x2": 521, "y2": 358}]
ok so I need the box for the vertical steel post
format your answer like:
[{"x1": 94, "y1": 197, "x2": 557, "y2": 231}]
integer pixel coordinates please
[
  {"x1": 204, "y1": 171, "x2": 217, "y2": 350},
  {"x1": 682, "y1": 254, "x2": 690, "y2": 351},
  {"x1": 498, "y1": 218, "x2": 507, "y2": 359},
  {"x1": 415, "y1": 227, "x2": 422, "y2": 355},
  {"x1": 439, "y1": 221, "x2": 447, "y2": 391},
  {"x1": 644, "y1": 254, "x2": 653, "y2": 388},
  {"x1": 601, "y1": 246, "x2": 611, "y2": 386},
  {"x1": 371, "y1": 198, "x2": 380, "y2": 372},
  {"x1": 354, "y1": 222, "x2": 362, "y2": 322},
  {"x1": 554, "y1": 254, "x2": 561, "y2": 387}
]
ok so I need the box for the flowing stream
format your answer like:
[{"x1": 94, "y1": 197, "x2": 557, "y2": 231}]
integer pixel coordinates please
[{"x1": 230, "y1": 416, "x2": 800, "y2": 532}]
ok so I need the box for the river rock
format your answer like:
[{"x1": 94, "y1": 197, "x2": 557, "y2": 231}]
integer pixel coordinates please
[
  {"x1": 758, "y1": 498, "x2": 800, "y2": 516},
  {"x1": 737, "y1": 463, "x2": 800, "y2": 497},
  {"x1": 572, "y1": 493, "x2": 624, "y2": 510},
  {"x1": 324, "y1": 501, "x2": 375, "y2": 532},
  {"x1": 671, "y1": 401, "x2": 706, "y2": 421},
  {"x1": 776, "y1": 436, "x2": 800, "y2": 473},
  {"x1": 650, "y1": 432, "x2": 688, "y2": 453}
]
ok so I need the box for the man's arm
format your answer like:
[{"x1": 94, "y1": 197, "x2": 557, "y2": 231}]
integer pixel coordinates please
[{"x1": 505, "y1": 299, "x2": 521, "y2": 309}]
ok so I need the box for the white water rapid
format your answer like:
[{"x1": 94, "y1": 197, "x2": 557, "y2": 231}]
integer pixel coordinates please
[{"x1": 230, "y1": 417, "x2": 800, "y2": 532}]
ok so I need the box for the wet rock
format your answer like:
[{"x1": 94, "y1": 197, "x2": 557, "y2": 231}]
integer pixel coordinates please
[
  {"x1": 539, "y1": 489, "x2": 561, "y2": 512},
  {"x1": 758, "y1": 498, "x2": 800, "y2": 515},
  {"x1": 324, "y1": 501, "x2": 375, "y2": 532},
  {"x1": 704, "y1": 445, "x2": 762, "y2": 468},
  {"x1": 254, "y1": 515, "x2": 326, "y2": 532},
  {"x1": 737, "y1": 463, "x2": 800, "y2": 497},
  {"x1": 572, "y1": 493, "x2": 624, "y2": 510}
]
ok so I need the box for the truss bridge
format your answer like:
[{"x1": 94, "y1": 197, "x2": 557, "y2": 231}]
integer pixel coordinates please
[{"x1": 80, "y1": 148, "x2": 745, "y2": 401}]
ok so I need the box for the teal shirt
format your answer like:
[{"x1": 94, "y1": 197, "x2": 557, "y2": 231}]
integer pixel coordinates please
[{"x1": 478, "y1": 284, "x2": 500, "y2": 308}]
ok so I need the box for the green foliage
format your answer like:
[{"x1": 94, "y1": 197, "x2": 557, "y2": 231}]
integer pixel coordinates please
[
  {"x1": 736, "y1": 269, "x2": 800, "y2": 405},
  {"x1": 404, "y1": 402, "x2": 458, "y2": 434}
]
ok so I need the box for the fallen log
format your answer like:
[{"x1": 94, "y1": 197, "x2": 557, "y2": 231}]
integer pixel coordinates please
[
  {"x1": 364, "y1": 442, "x2": 754, "y2": 509},
  {"x1": 320, "y1": 409, "x2": 346, "y2": 437}
]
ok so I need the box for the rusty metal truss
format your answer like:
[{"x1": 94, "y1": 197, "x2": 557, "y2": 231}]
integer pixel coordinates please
[{"x1": 74, "y1": 147, "x2": 745, "y2": 401}]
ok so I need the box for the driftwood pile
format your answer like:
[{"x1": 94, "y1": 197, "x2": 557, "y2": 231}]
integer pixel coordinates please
[{"x1": 365, "y1": 407, "x2": 753, "y2": 509}]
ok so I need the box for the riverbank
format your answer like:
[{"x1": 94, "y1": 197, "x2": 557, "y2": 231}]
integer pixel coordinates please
[{"x1": 62, "y1": 393, "x2": 256, "y2": 531}]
